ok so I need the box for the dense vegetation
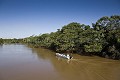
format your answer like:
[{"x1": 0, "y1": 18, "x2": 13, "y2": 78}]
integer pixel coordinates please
[
  {"x1": 0, "y1": 38, "x2": 22, "y2": 44},
  {"x1": 0, "y1": 15, "x2": 120, "y2": 59},
  {"x1": 0, "y1": 38, "x2": 3, "y2": 45}
]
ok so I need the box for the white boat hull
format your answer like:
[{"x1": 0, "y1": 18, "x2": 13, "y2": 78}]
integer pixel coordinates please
[{"x1": 56, "y1": 53, "x2": 72, "y2": 59}]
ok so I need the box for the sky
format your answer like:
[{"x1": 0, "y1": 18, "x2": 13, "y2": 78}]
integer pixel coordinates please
[{"x1": 0, "y1": 0, "x2": 120, "y2": 39}]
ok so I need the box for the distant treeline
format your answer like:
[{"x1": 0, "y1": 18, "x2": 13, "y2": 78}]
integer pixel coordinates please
[
  {"x1": 0, "y1": 15, "x2": 120, "y2": 60},
  {"x1": 0, "y1": 38, "x2": 22, "y2": 44}
]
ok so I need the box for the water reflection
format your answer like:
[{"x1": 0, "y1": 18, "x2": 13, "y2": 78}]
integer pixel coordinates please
[
  {"x1": 0, "y1": 44, "x2": 3, "y2": 46},
  {"x1": 31, "y1": 47, "x2": 120, "y2": 80},
  {"x1": 0, "y1": 44, "x2": 120, "y2": 80}
]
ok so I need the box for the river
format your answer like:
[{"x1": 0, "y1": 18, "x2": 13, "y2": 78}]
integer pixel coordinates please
[{"x1": 0, "y1": 44, "x2": 120, "y2": 80}]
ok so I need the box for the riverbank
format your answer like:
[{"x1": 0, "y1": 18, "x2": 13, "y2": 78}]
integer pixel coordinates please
[{"x1": 0, "y1": 15, "x2": 120, "y2": 60}]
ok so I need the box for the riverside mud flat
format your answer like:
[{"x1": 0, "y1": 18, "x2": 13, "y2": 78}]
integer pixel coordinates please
[{"x1": 0, "y1": 44, "x2": 120, "y2": 80}]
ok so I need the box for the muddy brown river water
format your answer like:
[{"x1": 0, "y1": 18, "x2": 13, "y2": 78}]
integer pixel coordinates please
[{"x1": 0, "y1": 44, "x2": 120, "y2": 80}]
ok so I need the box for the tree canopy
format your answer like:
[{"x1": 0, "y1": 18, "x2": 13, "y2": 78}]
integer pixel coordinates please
[{"x1": 1, "y1": 15, "x2": 120, "y2": 60}]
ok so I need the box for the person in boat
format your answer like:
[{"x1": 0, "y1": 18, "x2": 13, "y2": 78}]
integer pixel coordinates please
[
  {"x1": 67, "y1": 54, "x2": 70, "y2": 59},
  {"x1": 67, "y1": 54, "x2": 73, "y2": 59}
]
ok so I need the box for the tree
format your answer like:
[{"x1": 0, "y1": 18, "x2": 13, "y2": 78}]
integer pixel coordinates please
[
  {"x1": 94, "y1": 15, "x2": 120, "y2": 59},
  {"x1": 0, "y1": 38, "x2": 3, "y2": 44},
  {"x1": 55, "y1": 22, "x2": 84, "y2": 53},
  {"x1": 20, "y1": 15, "x2": 120, "y2": 60}
]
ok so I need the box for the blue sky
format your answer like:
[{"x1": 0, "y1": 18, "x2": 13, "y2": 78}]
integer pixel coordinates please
[{"x1": 0, "y1": 0, "x2": 120, "y2": 38}]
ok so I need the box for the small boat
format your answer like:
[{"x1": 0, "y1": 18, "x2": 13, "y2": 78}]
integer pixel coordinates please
[{"x1": 56, "y1": 53, "x2": 73, "y2": 59}]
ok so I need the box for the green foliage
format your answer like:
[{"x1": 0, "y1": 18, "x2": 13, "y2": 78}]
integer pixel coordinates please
[
  {"x1": 2, "y1": 38, "x2": 22, "y2": 44},
  {"x1": 94, "y1": 15, "x2": 120, "y2": 59},
  {"x1": 0, "y1": 38, "x2": 3, "y2": 44},
  {"x1": 55, "y1": 22, "x2": 83, "y2": 52},
  {"x1": 84, "y1": 44, "x2": 102, "y2": 52},
  {"x1": 6, "y1": 15, "x2": 119, "y2": 60}
]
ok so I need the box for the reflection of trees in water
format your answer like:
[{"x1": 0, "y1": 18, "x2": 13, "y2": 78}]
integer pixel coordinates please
[
  {"x1": 27, "y1": 46, "x2": 120, "y2": 80},
  {"x1": 0, "y1": 44, "x2": 3, "y2": 46},
  {"x1": 0, "y1": 44, "x2": 3, "y2": 47},
  {"x1": 29, "y1": 47, "x2": 89, "y2": 80},
  {"x1": 0, "y1": 44, "x2": 3, "y2": 52},
  {"x1": 30, "y1": 47, "x2": 55, "y2": 60},
  {"x1": 33, "y1": 48, "x2": 49, "y2": 59}
]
